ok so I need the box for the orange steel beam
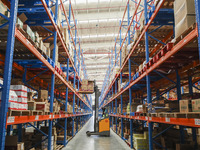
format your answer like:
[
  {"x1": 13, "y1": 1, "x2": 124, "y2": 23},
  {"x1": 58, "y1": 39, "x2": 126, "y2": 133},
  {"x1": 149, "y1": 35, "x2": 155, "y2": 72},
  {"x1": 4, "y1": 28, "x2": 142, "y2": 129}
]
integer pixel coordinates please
[{"x1": 110, "y1": 114, "x2": 200, "y2": 128}]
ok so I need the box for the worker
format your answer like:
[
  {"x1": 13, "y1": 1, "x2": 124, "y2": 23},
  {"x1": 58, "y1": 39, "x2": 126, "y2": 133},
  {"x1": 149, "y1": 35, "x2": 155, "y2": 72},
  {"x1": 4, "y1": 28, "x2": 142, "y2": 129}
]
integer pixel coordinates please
[{"x1": 102, "y1": 107, "x2": 108, "y2": 118}]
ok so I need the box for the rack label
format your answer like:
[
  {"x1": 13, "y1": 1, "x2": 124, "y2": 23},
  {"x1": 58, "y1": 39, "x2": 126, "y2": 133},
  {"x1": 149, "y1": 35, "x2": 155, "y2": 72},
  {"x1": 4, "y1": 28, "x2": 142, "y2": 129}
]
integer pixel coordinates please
[
  {"x1": 149, "y1": 117, "x2": 152, "y2": 121},
  {"x1": 165, "y1": 118, "x2": 170, "y2": 122},
  {"x1": 59, "y1": 115, "x2": 61, "y2": 118},
  {"x1": 35, "y1": 115, "x2": 39, "y2": 120},
  {"x1": 145, "y1": 116, "x2": 148, "y2": 120},
  {"x1": 195, "y1": 119, "x2": 200, "y2": 125},
  {"x1": 7, "y1": 117, "x2": 15, "y2": 123},
  {"x1": 49, "y1": 115, "x2": 52, "y2": 118},
  {"x1": 53, "y1": 115, "x2": 54, "y2": 118}
]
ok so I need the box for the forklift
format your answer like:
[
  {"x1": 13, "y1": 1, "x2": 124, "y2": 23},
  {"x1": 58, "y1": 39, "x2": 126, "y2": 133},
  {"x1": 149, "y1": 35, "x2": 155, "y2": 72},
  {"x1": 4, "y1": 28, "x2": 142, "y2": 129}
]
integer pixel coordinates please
[{"x1": 86, "y1": 81, "x2": 110, "y2": 137}]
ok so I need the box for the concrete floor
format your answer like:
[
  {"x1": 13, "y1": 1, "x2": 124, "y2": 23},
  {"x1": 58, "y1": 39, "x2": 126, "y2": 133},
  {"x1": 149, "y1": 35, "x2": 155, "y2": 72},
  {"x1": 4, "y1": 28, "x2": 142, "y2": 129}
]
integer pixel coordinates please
[{"x1": 63, "y1": 116, "x2": 131, "y2": 150}]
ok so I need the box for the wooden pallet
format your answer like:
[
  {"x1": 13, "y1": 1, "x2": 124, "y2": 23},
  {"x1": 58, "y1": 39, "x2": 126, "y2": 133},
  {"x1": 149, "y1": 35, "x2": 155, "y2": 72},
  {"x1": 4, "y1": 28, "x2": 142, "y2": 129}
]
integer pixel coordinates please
[
  {"x1": 43, "y1": 111, "x2": 50, "y2": 115},
  {"x1": 53, "y1": 112, "x2": 60, "y2": 115},
  {"x1": 8, "y1": 110, "x2": 30, "y2": 116},
  {"x1": 175, "y1": 23, "x2": 196, "y2": 44},
  {"x1": 30, "y1": 110, "x2": 43, "y2": 116},
  {"x1": 148, "y1": 113, "x2": 158, "y2": 117},
  {"x1": 148, "y1": 112, "x2": 200, "y2": 119},
  {"x1": 173, "y1": 112, "x2": 200, "y2": 119},
  {"x1": 56, "y1": 145, "x2": 64, "y2": 150}
]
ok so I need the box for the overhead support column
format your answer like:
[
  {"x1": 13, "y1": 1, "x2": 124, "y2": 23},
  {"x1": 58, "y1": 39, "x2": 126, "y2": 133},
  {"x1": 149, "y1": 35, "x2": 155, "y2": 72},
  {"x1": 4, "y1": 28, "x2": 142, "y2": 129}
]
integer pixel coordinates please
[
  {"x1": 48, "y1": 0, "x2": 58, "y2": 149},
  {"x1": 64, "y1": 58, "x2": 69, "y2": 146},
  {"x1": 127, "y1": 1, "x2": 133, "y2": 148},
  {"x1": 144, "y1": 0, "x2": 153, "y2": 150},
  {"x1": 120, "y1": 22, "x2": 124, "y2": 138},
  {"x1": 115, "y1": 81, "x2": 118, "y2": 133},
  {"x1": 0, "y1": 1, "x2": 19, "y2": 148}
]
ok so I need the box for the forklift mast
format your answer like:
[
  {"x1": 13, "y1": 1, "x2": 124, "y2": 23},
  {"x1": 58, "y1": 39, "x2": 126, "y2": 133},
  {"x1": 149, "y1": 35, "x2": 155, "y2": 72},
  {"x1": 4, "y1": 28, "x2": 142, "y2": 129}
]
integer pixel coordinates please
[{"x1": 94, "y1": 80, "x2": 99, "y2": 132}]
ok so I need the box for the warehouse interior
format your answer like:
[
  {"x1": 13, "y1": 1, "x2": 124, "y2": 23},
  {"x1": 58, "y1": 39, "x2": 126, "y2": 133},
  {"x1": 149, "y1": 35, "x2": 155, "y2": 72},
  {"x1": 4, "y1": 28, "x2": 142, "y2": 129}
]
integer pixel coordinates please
[{"x1": 0, "y1": 0, "x2": 200, "y2": 150}]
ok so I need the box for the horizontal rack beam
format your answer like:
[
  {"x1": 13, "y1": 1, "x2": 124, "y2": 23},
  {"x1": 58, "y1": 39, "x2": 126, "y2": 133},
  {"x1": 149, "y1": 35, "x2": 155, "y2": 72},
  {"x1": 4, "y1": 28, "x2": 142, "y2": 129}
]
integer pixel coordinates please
[
  {"x1": 110, "y1": 114, "x2": 200, "y2": 128},
  {"x1": 6, "y1": 113, "x2": 92, "y2": 126}
]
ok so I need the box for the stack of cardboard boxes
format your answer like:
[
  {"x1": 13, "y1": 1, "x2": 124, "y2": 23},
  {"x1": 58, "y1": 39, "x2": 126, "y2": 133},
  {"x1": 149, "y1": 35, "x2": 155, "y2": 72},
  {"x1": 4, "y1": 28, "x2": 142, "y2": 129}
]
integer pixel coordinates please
[
  {"x1": 121, "y1": 44, "x2": 128, "y2": 64},
  {"x1": 0, "y1": 1, "x2": 10, "y2": 25},
  {"x1": 179, "y1": 99, "x2": 200, "y2": 113},
  {"x1": 40, "y1": 127, "x2": 57, "y2": 150},
  {"x1": 80, "y1": 79, "x2": 94, "y2": 92},
  {"x1": 5, "y1": 136, "x2": 24, "y2": 150},
  {"x1": 133, "y1": 132, "x2": 149, "y2": 150},
  {"x1": 174, "y1": 0, "x2": 196, "y2": 39},
  {"x1": 10, "y1": 85, "x2": 28, "y2": 110},
  {"x1": 35, "y1": 90, "x2": 50, "y2": 112},
  {"x1": 0, "y1": 90, "x2": 18, "y2": 110},
  {"x1": 27, "y1": 90, "x2": 51, "y2": 113}
]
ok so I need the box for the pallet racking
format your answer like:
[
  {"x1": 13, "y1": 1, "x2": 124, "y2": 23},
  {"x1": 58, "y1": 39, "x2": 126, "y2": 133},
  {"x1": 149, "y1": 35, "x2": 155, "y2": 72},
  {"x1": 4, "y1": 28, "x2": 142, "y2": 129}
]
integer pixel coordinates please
[
  {"x1": 0, "y1": 0, "x2": 92, "y2": 149},
  {"x1": 99, "y1": 0, "x2": 200, "y2": 149}
]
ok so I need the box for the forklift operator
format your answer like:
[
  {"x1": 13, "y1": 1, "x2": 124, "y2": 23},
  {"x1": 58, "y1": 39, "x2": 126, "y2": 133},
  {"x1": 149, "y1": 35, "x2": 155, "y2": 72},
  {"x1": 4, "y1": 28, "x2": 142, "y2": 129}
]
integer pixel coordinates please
[{"x1": 102, "y1": 107, "x2": 108, "y2": 118}]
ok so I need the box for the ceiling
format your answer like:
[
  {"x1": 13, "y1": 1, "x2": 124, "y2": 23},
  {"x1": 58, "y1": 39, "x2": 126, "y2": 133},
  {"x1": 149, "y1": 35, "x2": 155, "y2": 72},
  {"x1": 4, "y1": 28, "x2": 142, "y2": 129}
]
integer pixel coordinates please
[{"x1": 64, "y1": 0, "x2": 135, "y2": 90}]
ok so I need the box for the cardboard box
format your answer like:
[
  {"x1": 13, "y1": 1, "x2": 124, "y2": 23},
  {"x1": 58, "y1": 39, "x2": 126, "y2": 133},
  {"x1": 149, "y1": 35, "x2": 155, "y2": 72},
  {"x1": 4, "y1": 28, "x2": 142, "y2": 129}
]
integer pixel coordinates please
[
  {"x1": 46, "y1": 48, "x2": 51, "y2": 57},
  {"x1": 82, "y1": 79, "x2": 88, "y2": 85},
  {"x1": 192, "y1": 99, "x2": 200, "y2": 112},
  {"x1": 23, "y1": 25, "x2": 35, "y2": 41},
  {"x1": 43, "y1": 43, "x2": 50, "y2": 48},
  {"x1": 88, "y1": 85, "x2": 94, "y2": 91},
  {"x1": 176, "y1": 143, "x2": 195, "y2": 150},
  {"x1": 179, "y1": 100, "x2": 191, "y2": 113},
  {"x1": 175, "y1": 15, "x2": 196, "y2": 39},
  {"x1": 35, "y1": 102, "x2": 49, "y2": 111},
  {"x1": 81, "y1": 85, "x2": 88, "y2": 91},
  {"x1": 174, "y1": 0, "x2": 195, "y2": 16},
  {"x1": 18, "y1": 13, "x2": 27, "y2": 23},
  {"x1": 130, "y1": 103, "x2": 140, "y2": 112},
  {"x1": 10, "y1": 85, "x2": 27, "y2": 92},
  {"x1": 175, "y1": 5, "x2": 195, "y2": 25},
  {"x1": 0, "y1": 1, "x2": 7, "y2": 16},
  {"x1": 39, "y1": 40, "x2": 46, "y2": 53},
  {"x1": 28, "y1": 92, "x2": 34, "y2": 101},
  {"x1": 16, "y1": 18, "x2": 23, "y2": 29},
  {"x1": 5, "y1": 136, "x2": 18, "y2": 146},
  {"x1": 28, "y1": 101, "x2": 35, "y2": 110},
  {"x1": 38, "y1": 90, "x2": 48, "y2": 100}
]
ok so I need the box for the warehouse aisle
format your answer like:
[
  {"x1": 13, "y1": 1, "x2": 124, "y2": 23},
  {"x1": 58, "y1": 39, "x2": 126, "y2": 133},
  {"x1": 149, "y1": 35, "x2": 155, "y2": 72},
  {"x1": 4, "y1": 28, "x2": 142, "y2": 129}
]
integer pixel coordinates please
[{"x1": 63, "y1": 116, "x2": 131, "y2": 150}]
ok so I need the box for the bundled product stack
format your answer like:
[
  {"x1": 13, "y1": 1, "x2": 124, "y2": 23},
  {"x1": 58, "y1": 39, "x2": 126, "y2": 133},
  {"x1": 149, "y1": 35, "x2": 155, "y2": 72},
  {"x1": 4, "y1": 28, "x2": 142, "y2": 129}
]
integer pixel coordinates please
[
  {"x1": 179, "y1": 99, "x2": 200, "y2": 113},
  {"x1": 0, "y1": 90, "x2": 18, "y2": 110},
  {"x1": 35, "y1": 90, "x2": 50, "y2": 112},
  {"x1": 10, "y1": 85, "x2": 28, "y2": 111},
  {"x1": 174, "y1": 0, "x2": 196, "y2": 39},
  {"x1": 41, "y1": 136, "x2": 55, "y2": 150},
  {"x1": 0, "y1": 1, "x2": 9, "y2": 25},
  {"x1": 79, "y1": 79, "x2": 94, "y2": 93},
  {"x1": 27, "y1": 90, "x2": 55, "y2": 113},
  {"x1": 121, "y1": 44, "x2": 128, "y2": 64},
  {"x1": 67, "y1": 103, "x2": 73, "y2": 113},
  {"x1": 5, "y1": 136, "x2": 24, "y2": 150},
  {"x1": 133, "y1": 132, "x2": 149, "y2": 150}
]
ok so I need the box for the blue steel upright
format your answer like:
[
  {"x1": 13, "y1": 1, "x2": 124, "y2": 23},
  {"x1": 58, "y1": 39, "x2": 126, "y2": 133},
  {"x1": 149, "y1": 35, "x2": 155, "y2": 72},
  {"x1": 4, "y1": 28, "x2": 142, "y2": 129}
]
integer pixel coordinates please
[
  {"x1": 0, "y1": 0, "x2": 19, "y2": 149},
  {"x1": 195, "y1": 0, "x2": 200, "y2": 61},
  {"x1": 48, "y1": 0, "x2": 58, "y2": 149},
  {"x1": 72, "y1": 20, "x2": 77, "y2": 137},
  {"x1": 144, "y1": 0, "x2": 153, "y2": 149},
  {"x1": 64, "y1": 58, "x2": 69, "y2": 146},
  {"x1": 119, "y1": 26, "x2": 124, "y2": 138},
  {"x1": 127, "y1": 1, "x2": 133, "y2": 148},
  {"x1": 115, "y1": 81, "x2": 117, "y2": 133}
]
